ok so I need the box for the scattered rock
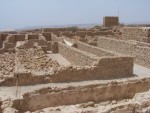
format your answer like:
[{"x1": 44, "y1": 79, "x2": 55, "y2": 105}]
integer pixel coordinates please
[{"x1": 80, "y1": 102, "x2": 95, "y2": 108}]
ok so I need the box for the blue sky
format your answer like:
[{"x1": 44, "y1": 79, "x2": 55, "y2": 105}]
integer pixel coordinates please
[{"x1": 0, "y1": 0, "x2": 150, "y2": 29}]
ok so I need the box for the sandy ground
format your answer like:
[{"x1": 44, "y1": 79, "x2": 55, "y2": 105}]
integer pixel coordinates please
[
  {"x1": 134, "y1": 64, "x2": 150, "y2": 76},
  {"x1": 47, "y1": 52, "x2": 71, "y2": 67}
]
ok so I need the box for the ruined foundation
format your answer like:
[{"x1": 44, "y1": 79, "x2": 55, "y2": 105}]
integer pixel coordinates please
[{"x1": 0, "y1": 17, "x2": 150, "y2": 113}]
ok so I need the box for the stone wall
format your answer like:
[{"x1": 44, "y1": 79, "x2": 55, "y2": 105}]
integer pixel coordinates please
[
  {"x1": 3, "y1": 42, "x2": 16, "y2": 50},
  {"x1": 103, "y1": 16, "x2": 119, "y2": 27},
  {"x1": 42, "y1": 32, "x2": 51, "y2": 41},
  {"x1": 0, "y1": 33, "x2": 8, "y2": 41},
  {"x1": 0, "y1": 35, "x2": 3, "y2": 48},
  {"x1": 97, "y1": 37, "x2": 150, "y2": 68},
  {"x1": 42, "y1": 28, "x2": 68, "y2": 33},
  {"x1": 23, "y1": 39, "x2": 47, "y2": 48},
  {"x1": 13, "y1": 77, "x2": 150, "y2": 111},
  {"x1": 58, "y1": 42, "x2": 133, "y2": 76},
  {"x1": 121, "y1": 27, "x2": 150, "y2": 43},
  {"x1": 11, "y1": 34, "x2": 26, "y2": 41},
  {"x1": 1, "y1": 55, "x2": 133, "y2": 86},
  {"x1": 6, "y1": 35, "x2": 15, "y2": 43},
  {"x1": 76, "y1": 41, "x2": 115, "y2": 57},
  {"x1": 58, "y1": 42, "x2": 99, "y2": 66},
  {"x1": 61, "y1": 31, "x2": 114, "y2": 38},
  {"x1": 28, "y1": 34, "x2": 39, "y2": 40}
]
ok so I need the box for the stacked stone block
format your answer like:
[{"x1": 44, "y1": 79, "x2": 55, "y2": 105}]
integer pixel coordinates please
[
  {"x1": 97, "y1": 37, "x2": 150, "y2": 68},
  {"x1": 121, "y1": 27, "x2": 150, "y2": 43},
  {"x1": 28, "y1": 34, "x2": 39, "y2": 40},
  {"x1": 103, "y1": 16, "x2": 119, "y2": 27}
]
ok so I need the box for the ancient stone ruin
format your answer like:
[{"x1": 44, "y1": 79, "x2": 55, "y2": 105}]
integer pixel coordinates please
[
  {"x1": 103, "y1": 16, "x2": 119, "y2": 27},
  {"x1": 0, "y1": 17, "x2": 150, "y2": 113}
]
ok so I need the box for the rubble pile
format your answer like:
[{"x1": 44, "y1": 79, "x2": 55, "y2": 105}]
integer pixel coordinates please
[
  {"x1": 16, "y1": 45, "x2": 60, "y2": 75},
  {"x1": 0, "y1": 53, "x2": 15, "y2": 79}
]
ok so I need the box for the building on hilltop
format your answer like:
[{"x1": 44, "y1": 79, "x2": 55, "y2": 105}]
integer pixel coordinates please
[{"x1": 103, "y1": 16, "x2": 119, "y2": 27}]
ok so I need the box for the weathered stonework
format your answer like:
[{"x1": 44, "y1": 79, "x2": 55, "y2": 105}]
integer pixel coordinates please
[
  {"x1": 121, "y1": 27, "x2": 150, "y2": 43},
  {"x1": 97, "y1": 37, "x2": 150, "y2": 68},
  {"x1": 0, "y1": 23, "x2": 150, "y2": 113},
  {"x1": 12, "y1": 77, "x2": 150, "y2": 112},
  {"x1": 103, "y1": 16, "x2": 119, "y2": 27},
  {"x1": 28, "y1": 34, "x2": 39, "y2": 40}
]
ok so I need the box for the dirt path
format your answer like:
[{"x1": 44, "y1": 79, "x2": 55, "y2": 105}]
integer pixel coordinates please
[{"x1": 133, "y1": 64, "x2": 150, "y2": 76}]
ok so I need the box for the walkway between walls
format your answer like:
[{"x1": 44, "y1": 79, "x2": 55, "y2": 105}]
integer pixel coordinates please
[
  {"x1": 47, "y1": 51, "x2": 71, "y2": 67},
  {"x1": 0, "y1": 64, "x2": 149, "y2": 101},
  {"x1": 134, "y1": 64, "x2": 150, "y2": 77}
]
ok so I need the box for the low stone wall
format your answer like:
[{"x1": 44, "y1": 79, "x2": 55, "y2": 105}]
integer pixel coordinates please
[
  {"x1": 58, "y1": 42, "x2": 133, "y2": 75},
  {"x1": 0, "y1": 33, "x2": 8, "y2": 41},
  {"x1": 97, "y1": 37, "x2": 150, "y2": 68},
  {"x1": 3, "y1": 42, "x2": 16, "y2": 49},
  {"x1": 134, "y1": 46, "x2": 150, "y2": 67},
  {"x1": 28, "y1": 34, "x2": 39, "y2": 40},
  {"x1": 0, "y1": 47, "x2": 133, "y2": 86},
  {"x1": 42, "y1": 28, "x2": 68, "y2": 33},
  {"x1": 0, "y1": 54, "x2": 133, "y2": 86},
  {"x1": 6, "y1": 35, "x2": 15, "y2": 43},
  {"x1": 42, "y1": 32, "x2": 51, "y2": 41},
  {"x1": 61, "y1": 31, "x2": 114, "y2": 38},
  {"x1": 76, "y1": 41, "x2": 115, "y2": 57},
  {"x1": 13, "y1": 77, "x2": 150, "y2": 112},
  {"x1": 58, "y1": 42, "x2": 99, "y2": 66},
  {"x1": 23, "y1": 39, "x2": 47, "y2": 48},
  {"x1": 1, "y1": 55, "x2": 133, "y2": 87},
  {"x1": 121, "y1": 27, "x2": 150, "y2": 43},
  {"x1": 11, "y1": 34, "x2": 26, "y2": 41}
]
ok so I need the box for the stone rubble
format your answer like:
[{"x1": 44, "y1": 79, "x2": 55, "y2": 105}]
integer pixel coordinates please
[
  {"x1": 16, "y1": 44, "x2": 60, "y2": 75},
  {"x1": 0, "y1": 53, "x2": 15, "y2": 79}
]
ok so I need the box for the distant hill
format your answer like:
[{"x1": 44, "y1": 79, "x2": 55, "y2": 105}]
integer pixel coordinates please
[{"x1": 16, "y1": 23, "x2": 98, "y2": 31}]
